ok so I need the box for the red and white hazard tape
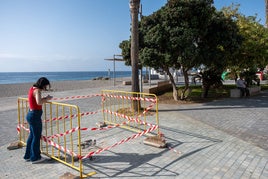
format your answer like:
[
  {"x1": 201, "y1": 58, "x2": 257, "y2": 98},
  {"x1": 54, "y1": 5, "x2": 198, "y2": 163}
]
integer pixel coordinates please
[
  {"x1": 17, "y1": 93, "x2": 159, "y2": 160},
  {"x1": 43, "y1": 114, "x2": 76, "y2": 123},
  {"x1": 42, "y1": 100, "x2": 155, "y2": 124},
  {"x1": 17, "y1": 107, "x2": 156, "y2": 140},
  {"x1": 17, "y1": 125, "x2": 20, "y2": 134},
  {"x1": 52, "y1": 93, "x2": 157, "y2": 104},
  {"x1": 167, "y1": 144, "x2": 182, "y2": 155},
  {"x1": 160, "y1": 133, "x2": 182, "y2": 155},
  {"x1": 102, "y1": 94, "x2": 157, "y2": 103},
  {"x1": 80, "y1": 111, "x2": 99, "y2": 117},
  {"x1": 43, "y1": 120, "x2": 127, "y2": 139},
  {"x1": 42, "y1": 136, "x2": 78, "y2": 157},
  {"x1": 141, "y1": 102, "x2": 155, "y2": 115},
  {"x1": 17, "y1": 123, "x2": 77, "y2": 156},
  {"x1": 43, "y1": 110, "x2": 100, "y2": 123},
  {"x1": 45, "y1": 123, "x2": 158, "y2": 160},
  {"x1": 46, "y1": 122, "x2": 122, "y2": 139},
  {"x1": 81, "y1": 124, "x2": 158, "y2": 159},
  {"x1": 17, "y1": 124, "x2": 29, "y2": 134},
  {"x1": 17, "y1": 120, "x2": 160, "y2": 160},
  {"x1": 18, "y1": 123, "x2": 78, "y2": 157},
  {"x1": 43, "y1": 93, "x2": 156, "y2": 124},
  {"x1": 52, "y1": 94, "x2": 102, "y2": 101},
  {"x1": 104, "y1": 109, "x2": 156, "y2": 128},
  {"x1": 52, "y1": 93, "x2": 156, "y2": 103},
  {"x1": 46, "y1": 126, "x2": 80, "y2": 139},
  {"x1": 80, "y1": 122, "x2": 123, "y2": 132}
]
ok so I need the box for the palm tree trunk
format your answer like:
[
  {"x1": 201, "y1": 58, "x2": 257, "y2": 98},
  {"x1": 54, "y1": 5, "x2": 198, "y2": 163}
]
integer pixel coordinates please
[{"x1": 130, "y1": 0, "x2": 140, "y2": 111}]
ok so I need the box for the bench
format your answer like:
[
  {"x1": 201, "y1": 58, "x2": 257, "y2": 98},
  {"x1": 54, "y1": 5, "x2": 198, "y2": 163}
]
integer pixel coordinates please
[
  {"x1": 230, "y1": 86, "x2": 261, "y2": 98},
  {"x1": 122, "y1": 81, "x2": 132, "y2": 85},
  {"x1": 143, "y1": 80, "x2": 172, "y2": 94},
  {"x1": 123, "y1": 79, "x2": 148, "y2": 85}
]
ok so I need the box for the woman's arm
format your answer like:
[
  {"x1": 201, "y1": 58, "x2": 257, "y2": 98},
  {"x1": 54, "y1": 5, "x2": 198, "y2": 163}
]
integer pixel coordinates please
[{"x1": 34, "y1": 89, "x2": 51, "y2": 105}]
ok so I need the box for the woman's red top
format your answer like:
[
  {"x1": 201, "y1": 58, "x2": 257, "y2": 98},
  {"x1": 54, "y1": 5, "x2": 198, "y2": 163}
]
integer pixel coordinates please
[{"x1": 28, "y1": 87, "x2": 42, "y2": 110}]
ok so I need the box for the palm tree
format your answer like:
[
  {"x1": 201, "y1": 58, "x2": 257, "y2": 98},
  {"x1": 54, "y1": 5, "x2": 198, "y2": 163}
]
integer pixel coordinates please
[{"x1": 129, "y1": 0, "x2": 140, "y2": 110}]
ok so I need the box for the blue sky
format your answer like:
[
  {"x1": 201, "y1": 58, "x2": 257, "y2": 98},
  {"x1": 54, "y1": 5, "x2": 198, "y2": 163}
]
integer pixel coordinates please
[{"x1": 0, "y1": 0, "x2": 266, "y2": 72}]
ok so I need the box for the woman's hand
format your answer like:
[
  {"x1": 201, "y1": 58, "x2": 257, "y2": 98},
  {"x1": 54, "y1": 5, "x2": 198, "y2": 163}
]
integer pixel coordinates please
[
  {"x1": 34, "y1": 88, "x2": 53, "y2": 105},
  {"x1": 45, "y1": 95, "x2": 53, "y2": 100}
]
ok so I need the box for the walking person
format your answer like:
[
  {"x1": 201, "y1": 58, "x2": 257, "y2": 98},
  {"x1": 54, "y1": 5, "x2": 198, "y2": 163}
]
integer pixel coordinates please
[{"x1": 23, "y1": 77, "x2": 53, "y2": 163}]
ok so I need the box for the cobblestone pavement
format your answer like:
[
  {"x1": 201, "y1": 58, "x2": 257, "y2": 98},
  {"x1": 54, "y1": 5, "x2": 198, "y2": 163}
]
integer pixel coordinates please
[
  {"x1": 0, "y1": 86, "x2": 268, "y2": 178},
  {"x1": 169, "y1": 90, "x2": 268, "y2": 151}
]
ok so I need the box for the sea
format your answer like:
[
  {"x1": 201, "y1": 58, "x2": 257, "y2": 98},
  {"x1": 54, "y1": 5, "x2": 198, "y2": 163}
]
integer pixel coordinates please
[{"x1": 0, "y1": 71, "x2": 132, "y2": 84}]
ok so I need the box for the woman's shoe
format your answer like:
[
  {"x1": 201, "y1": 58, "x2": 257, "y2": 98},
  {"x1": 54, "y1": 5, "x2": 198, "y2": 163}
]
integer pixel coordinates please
[
  {"x1": 32, "y1": 157, "x2": 46, "y2": 164},
  {"x1": 24, "y1": 158, "x2": 30, "y2": 162}
]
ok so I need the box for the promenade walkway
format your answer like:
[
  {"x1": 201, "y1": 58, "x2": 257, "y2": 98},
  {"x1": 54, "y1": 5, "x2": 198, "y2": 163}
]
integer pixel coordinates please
[{"x1": 0, "y1": 85, "x2": 267, "y2": 178}]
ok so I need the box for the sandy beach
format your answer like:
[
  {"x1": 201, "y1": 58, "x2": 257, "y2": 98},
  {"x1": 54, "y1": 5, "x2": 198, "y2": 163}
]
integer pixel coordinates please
[{"x1": 0, "y1": 78, "x2": 131, "y2": 98}]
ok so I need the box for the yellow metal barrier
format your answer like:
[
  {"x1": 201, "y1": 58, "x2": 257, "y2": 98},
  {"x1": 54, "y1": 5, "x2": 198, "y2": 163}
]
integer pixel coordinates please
[
  {"x1": 17, "y1": 97, "x2": 96, "y2": 178},
  {"x1": 101, "y1": 90, "x2": 159, "y2": 136},
  {"x1": 17, "y1": 91, "x2": 159, "y2": 178}
]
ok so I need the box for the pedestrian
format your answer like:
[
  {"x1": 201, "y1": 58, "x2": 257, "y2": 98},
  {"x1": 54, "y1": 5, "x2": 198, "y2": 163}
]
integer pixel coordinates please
[
  {"x1": 23, "y1": 77, "x2": 53, "y2": 164},
  {"x1": 236, "y1": 75, "x2": 250, "y2": 97}
]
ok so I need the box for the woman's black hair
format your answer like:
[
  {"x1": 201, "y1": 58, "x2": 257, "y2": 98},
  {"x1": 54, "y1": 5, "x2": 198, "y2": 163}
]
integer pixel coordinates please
[{"x1": 33, "y1": 77, "x2": 51, "y2": 90}]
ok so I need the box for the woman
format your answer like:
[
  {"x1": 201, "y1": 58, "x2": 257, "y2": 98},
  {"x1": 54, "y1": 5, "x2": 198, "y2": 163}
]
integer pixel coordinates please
[{"x1": 23, "y1": 77, "x2": 53, "y2": 164}]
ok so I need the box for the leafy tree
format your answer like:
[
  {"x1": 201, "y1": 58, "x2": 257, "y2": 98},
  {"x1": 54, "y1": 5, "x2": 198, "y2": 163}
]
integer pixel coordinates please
[
  {"x1": 140, "y1": 0, "x2": 217, "y2": 100},
  {"x1": 169, "y1": 0, "x2": 217, "y2": 99},
  {"x1": 119, "y1": 40, "x2": 131, "y2": 66},
  {"x1": 197, "y1": 10, "x2": 243, "y2": 97},
  {"x1": 199, "y1": 69, "x2": 223, "y2": 98},
  {"x1": 139, "y1": 0, "x2": 242, "y2": 99},
  {"x1": 222, "y1": 4, "x2": 268, "y2": 77},
  {"x1": 265, "y1": 0, "x2": 268, "y2": 27},
  {"x1": 120, "y1": 1, "x2": 262, "y2": 100}
]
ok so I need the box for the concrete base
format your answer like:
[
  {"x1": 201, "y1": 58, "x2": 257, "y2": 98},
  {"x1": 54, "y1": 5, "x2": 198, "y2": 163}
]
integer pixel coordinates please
[
  {"x1": 7, "y1": 141, "x2": 23, "y2": 150},
  {"x1": 230, "y1": 89, "x2": 242, "y2": 98},
  {"x1": 143, "y1": 80, "x2": 172, "y2": 94},
  {"x1": 230, "y1": 86, "x2": 261, "y2": 98}
]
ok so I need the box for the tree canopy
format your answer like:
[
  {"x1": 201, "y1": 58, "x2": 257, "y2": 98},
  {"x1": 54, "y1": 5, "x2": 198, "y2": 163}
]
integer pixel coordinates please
[
  {"x1": 222, "y1": 5, "x2": 268, "y2": 71},
  {"x1": 119, "y1": 0, "x2": 268, "y2": 100}
]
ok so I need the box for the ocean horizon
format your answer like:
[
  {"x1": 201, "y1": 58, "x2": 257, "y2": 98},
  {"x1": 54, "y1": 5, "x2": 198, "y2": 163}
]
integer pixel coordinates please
[{"x1": 0, "y1": 71, "x2": 132, "y2": 84}]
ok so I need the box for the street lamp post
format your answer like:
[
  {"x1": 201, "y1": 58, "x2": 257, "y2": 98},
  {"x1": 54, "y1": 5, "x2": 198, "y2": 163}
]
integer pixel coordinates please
[
  {"x1": 104, "y1": 55, "x2": 123, "y2": 87},
  {"x1": 113, "y1": 54, "x2": 116, "y2": 86}
]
